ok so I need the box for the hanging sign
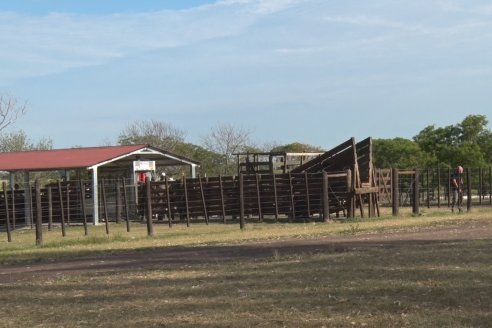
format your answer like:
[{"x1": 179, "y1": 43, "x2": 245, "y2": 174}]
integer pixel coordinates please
[{"x1": 133, "y1": 160, "x2": 155, "y2": 172}]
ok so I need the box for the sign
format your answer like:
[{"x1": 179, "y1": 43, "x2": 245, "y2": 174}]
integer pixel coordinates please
[{"x1": 133, "y1": 160, "x2": 155, "y2": 172}]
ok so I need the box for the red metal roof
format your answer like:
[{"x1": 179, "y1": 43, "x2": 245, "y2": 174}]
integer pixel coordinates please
[{"x1": 0, "y1": 144, "x2": 148, "y2": 171}]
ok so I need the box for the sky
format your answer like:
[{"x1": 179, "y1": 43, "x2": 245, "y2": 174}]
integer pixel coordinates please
[{"x1": 1, "y1": 0, "x2": 491, "y2": 150}]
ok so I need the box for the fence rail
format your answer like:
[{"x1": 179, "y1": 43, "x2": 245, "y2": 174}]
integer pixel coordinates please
[
  {"x1": 139, "y1": 172, "x2": 351, "y2": 225},
  {"x1": 3, "y1": 167, "x2": 492, "y2": 244},
  {"x1": 1, "y1": 172, "x2": 351, "y2": 232}
]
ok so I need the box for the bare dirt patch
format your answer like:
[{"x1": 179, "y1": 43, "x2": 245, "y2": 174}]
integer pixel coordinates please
[{"x1": 1, "y1": 220, "x2": 491, "y2": 283}]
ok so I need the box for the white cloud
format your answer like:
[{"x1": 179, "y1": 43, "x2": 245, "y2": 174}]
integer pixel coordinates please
[
  {"x1": 323, "y1": 15, "x2": 431, "y2": 34},
  {"x1": 1, "y1": 0, "x2": 492, "y2": 86},
  {"x1": 0, "y1": 0, "x2": 312, "y2": 84},
  {"x1": 275, "y1": 36, "x2": 389, "y2": 55},
  {"x1": 437, "y1": 0, "x2": 492, "y2": 16},
  {"x1": 216, "y1": 0, "x2": 304, "y2": 13},
  {"x1": 0, "y1": 3, "x2": 264, "y2": 83}
]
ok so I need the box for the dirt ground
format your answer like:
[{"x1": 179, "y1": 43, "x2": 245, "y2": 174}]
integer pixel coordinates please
[{"x1": 1, "y1": 220, "x2": 492, "y2": 283}]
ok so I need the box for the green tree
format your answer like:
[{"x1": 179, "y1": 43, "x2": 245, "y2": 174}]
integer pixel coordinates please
[
  {"x1": 373, "y1": 138, "x2": 429, "y2": 169},
  {"x1": 479, "y1": 131, "x2": 492, "y2": 164},
  {"x1": 0, "y1": 130, "x2": 54, "y2": 186},
  {"x1": 173, "y1": 142, "x2": 222, "y2": 177},
  {"x1": 459, "y1": 114, "x2": 489, "y2": 144},
  {"x1": 0, "y1": 130, "x2": 52, "y2": 152},
  {"x1": 413, "y1": 114, "x2": 491, "y2": 168},
  {"x1": 270, "y1": 142, "x2": 324, "y2": 153}
]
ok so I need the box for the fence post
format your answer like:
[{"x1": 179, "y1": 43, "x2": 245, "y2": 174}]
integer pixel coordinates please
[
  {"x1": 10, "y1": 184, "x2": 16, "y2": 229},
  {"x1": 272, "y1": 174, "x2": 279, "y2": 222},
  {"x1": 122, "y1": 178, "x2": 130, "y2": 232},
  {"x1": 466, "y1": 168, "x2": 472, "y2": 212},
  {"x1": 66, "y1": 183, "x2": 70, "y2": 226},
  {"x1": 183, "y1": 176, "x2": 190, "y2": 227},
  {"x1": 219, "y1": 175, "x2": 227, "y2": 223},
  {"x1": 116, "y1": 180, "x2": 121, "y2": 224},
  {"x1": 47, "y1": 186, "x2": 53, "y2": 231},
  {"x1": 79, "y1": 180, "x2": 88, "y2": 236},
  {"x1": 437, "y1": 167, "x2": 441, "y2": 208},
  {"x1": 3, "y1": 182, "x2": 12, "y2": 242},
  {"x1": 198, "y1": 176, "x2": 209, "y2": 225},
  {"x1": 426, "y1": 168, "x2": 430, "y2": 208},
  {"x1": 57, "y1": 180, "x2": 66, "y2": 237},
  {"x1": 29, "y1": 185, "x2": 34, "y2": 229},
  {"x1": 304, "y1": 172, "x2": 311, "y2": 219},
  {"x1": 346, "y1": 169, "x2": 354, "y2": 218},
  {"x1": 239, "y1": 173, "x2": 245, "y2": 230},
  {"x1": 101, "y1": 179, "x2": 109, "y2": 235},
  {"x1": 165, "y1": 176, "x2": 172, "y2": 228},
  {"x1": 255, "y1": 174, "x2": 263, "y2": 222},
  {"x1": 412, "y1": 170, "x2": 420, "y2": 215},
  {"x1": 35, "y1": 179, "x2": 43, "y2": 246},
  {"x1": 322, "y1": 171, "x2": 330, "y2": 222},
  {"x1": 391, "y1": 168, "x2": 399, "y2": 216},
  {"x1": 289, "y1": 172, "x2": 295, "y2": 222},
  {"x1": 145, "y1": 178, "x2": 154, "y2": 236},
  {"x1": 447, "y1": 168, "x2": 451, "y2": 208}
]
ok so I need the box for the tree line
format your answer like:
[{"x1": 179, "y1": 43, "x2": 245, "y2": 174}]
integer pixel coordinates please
[
  {"x1": 373, "y1": 114, "x2": 492, "y2": 169},
  {"x1": 1, "y1": 94, "x2": 491, "y2": 175}
]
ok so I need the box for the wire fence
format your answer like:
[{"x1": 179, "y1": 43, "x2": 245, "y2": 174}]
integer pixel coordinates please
[{"x1": 375, "y1": 167, "x2": 492, "y2": 208}]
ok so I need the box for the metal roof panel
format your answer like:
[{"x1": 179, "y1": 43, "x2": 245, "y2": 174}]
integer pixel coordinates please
[{"x1": 0, "y1": 144, "x2": 149, "y2": 171}]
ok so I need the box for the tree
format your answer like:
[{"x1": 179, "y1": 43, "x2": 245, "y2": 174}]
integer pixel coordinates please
[
  {"x1": 201, "y1": 123, "x2": 252, "y2": 175},
  {"x1": 0, "y1": 130, "x2": 54, "y2": 186},
  {"x1": 0, "y1": 94, "x2": 26, "y2": 134},
  {"x1": 413, "y1": 114, "x2": 492, "y2": 167},
  {"x1": 479, "y1": 131, "x2": 492, "y2": 164},
  {"x1": 373, "y1": 138, "x2": 430, "y2": 169},
  {"x1": 0, "y1": 130, "x2": 52, "y2": 152},
  {"x1": 118, "y1": 120, "x2": 186, "y2": 152},
  {"x1": 173, "y1": 142, "x2": 222, "y2": 177},
  {"x1": 459, "y1": 114, "x2": 489, "y2": 144},
  {"x1": 270, "y1": 142, "x2": 324, "y2": 153}
]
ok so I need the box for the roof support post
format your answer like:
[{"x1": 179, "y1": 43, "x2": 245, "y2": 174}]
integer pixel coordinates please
[
  {"x1": 9, "y1": 173, "x2": 14, "y2": 189},
  {"x1": 92, "y1": 167, "x2": 99, "y2": 225},
  {"x1": 190, "y1": 164, "x2": 197, "y2": 178}
]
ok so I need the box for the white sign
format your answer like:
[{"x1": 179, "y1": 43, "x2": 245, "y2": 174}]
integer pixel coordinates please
[{"x1": 133, "y1": 160, "x2": 155, "y2": 172}]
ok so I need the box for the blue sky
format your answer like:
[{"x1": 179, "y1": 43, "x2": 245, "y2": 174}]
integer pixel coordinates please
[{"x1": 1, "y1": 0, "x2": 491, "y2": 150}]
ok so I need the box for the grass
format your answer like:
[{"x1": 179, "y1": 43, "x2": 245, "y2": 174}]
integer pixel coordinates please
[
  {"x1": 0, "y1": 208, "x2": 491, "y2": 327},
  {"x1": 1, "y1": 207, "x2": 488, "y2": 264}
]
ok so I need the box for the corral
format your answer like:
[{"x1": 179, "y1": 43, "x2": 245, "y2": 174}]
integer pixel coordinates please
[
  {"x1": 1, "y1": 137, "x2": 381, "y2": 239},
  {"x1": 1, "y1": 139, "x2": 492, "y2": 327},
  {"x1": 2, "y1": 137, "x2": 492, "y2": 244}
]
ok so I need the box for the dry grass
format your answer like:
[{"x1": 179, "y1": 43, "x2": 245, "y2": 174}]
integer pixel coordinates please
[
  {"x1": 1, "y1": 207, "x2": 488, "y2": 263},
  {"x1": 1, "y1": 208, "x2": 491, "y2": 327}
]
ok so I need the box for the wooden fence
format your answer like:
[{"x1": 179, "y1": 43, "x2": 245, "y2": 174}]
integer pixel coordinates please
[
  {"x1": 0, "y1": 172, "x2": 351, "y2": 233},
  {"x1": 140, "y1": 172, "x2": 351, "y2": 225}
]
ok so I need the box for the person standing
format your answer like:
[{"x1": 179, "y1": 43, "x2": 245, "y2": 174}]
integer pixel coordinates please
[{"x1": 450, "y1": 166, "x2": 464, "y2": 212}]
